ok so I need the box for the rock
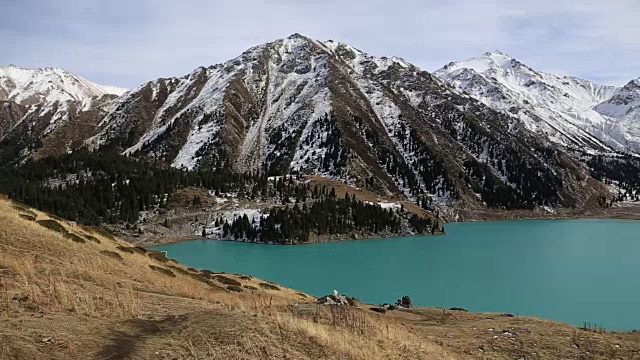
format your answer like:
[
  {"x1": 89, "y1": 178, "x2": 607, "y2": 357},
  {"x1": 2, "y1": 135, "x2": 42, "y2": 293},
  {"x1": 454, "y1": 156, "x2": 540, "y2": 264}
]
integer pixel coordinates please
[
  {"x1": 316, "y1": 292, "x2": 352, "y2": 306},
  {"x1": 449, "y1": 307, "x2": 468, "y2": 312},
  {"x1": 41, "y1": 337, "x2": 53, "y2": 344},
  {"x1": 395, "y1": 295, "x2": 413, "y2": 308}
]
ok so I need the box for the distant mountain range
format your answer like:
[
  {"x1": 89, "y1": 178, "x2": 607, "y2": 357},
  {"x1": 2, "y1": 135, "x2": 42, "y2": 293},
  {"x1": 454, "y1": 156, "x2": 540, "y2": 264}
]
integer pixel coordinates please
[
  {"x1": 2, "y1": 34, "x2": 639, "y2": 212},
  {"x1": 436, "y1": 51, "x2": 640, "y2": 154}
]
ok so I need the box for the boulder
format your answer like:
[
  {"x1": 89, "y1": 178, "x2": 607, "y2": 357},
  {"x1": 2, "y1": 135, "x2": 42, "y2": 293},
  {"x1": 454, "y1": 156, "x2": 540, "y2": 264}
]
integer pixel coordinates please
[{"x1": 395, "y1": 295, "x2": 413, "y2": 308}]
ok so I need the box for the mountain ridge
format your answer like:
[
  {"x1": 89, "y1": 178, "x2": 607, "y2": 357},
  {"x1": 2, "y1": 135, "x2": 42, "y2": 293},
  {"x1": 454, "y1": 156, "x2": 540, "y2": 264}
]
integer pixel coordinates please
[
  {"x1": 435, "y1": 51, "x2": 640, "y2": 154},
  {"x1": 3, "y1": 34, "x2": 635, "y2": 214}
]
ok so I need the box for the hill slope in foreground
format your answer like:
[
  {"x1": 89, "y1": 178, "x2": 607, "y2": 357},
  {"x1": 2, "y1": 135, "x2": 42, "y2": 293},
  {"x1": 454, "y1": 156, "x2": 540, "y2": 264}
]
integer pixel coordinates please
[{"x1": 1, "y1": 198, "x2": 638, "y2": 359}]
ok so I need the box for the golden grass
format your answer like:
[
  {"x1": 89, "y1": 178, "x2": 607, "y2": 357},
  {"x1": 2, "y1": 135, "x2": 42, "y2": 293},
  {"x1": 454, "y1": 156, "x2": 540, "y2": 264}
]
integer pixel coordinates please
[
  {"x1": 1, "y1": 198, "x2": 638, "y2": 359},
  {"x1": 0, "y1": 199, "x2": 459, "y2": 359}
]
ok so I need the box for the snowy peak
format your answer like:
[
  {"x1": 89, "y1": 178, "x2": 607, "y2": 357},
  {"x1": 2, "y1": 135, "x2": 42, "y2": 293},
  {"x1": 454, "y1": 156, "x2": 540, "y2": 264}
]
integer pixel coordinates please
[
  {"x1": 595, "y1": 77, "x2": 640, "y2": 118},
  {"x1": 0, "y1": 65, "x2": 127, "y2": 106},
  {"x1": 1, "y1": 35, "x2": 615, "y2": 213},
  {"x1": 0, "y1": 65, "x2": 128, "y2": 150},
  {"x1": 434, "y1": 51, "x2": 635, "y2": 153},
  {"x1": 442, "y1": 51, "x2": 518, "y2": 74}
]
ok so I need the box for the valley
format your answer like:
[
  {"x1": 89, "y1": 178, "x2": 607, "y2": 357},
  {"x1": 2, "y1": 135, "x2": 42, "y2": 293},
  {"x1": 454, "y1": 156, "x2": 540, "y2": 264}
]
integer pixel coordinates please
[
  {"x1": 2, "y1": 195, "x2": 640, "y2": 359},
  {"x1": 2, "y1": 34, "x2": 640, "y2": 245}
]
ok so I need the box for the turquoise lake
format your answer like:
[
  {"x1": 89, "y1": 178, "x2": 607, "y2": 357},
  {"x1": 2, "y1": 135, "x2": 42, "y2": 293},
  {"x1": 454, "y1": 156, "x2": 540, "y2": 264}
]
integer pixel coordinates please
[{"x1": 152, "y1": 219, "x2": 640, "y2": 330}]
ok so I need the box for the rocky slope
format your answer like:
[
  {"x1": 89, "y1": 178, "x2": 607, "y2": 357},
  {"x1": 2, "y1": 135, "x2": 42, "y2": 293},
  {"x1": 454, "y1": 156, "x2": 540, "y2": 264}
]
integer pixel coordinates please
[
  {"x1": 77, "y1": 34, "x2": 606, "y2": 213},
  {"x1": 0, "y1": 65, "x2": 127, "y2": 160},
  {"x1": 435, "y1": 52, "x2": 640, "y2": 154},
  {"x1": 2, "y1": 35, "x2": 623, "y2": 217},
  {"x1": 595, "y1": 78, "x2": 640, "y2": 151}
]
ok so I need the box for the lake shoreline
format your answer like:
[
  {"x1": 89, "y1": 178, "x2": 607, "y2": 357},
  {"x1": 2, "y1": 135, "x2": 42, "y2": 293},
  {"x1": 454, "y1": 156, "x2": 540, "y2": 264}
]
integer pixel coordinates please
[
  {"x1": 151, "y1": 218, "x2": 640, "y2": 331},
  {"x1": 141, "y1": 204, "x2": 640, "y2": 247}
]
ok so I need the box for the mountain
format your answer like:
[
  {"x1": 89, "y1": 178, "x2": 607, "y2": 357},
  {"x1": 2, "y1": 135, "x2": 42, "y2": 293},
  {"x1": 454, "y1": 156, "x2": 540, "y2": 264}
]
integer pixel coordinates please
[
  {"x1": 0, "y1": 65, "x2": 127, "y2": 160},
  {"x1": 1, "y1": 35, "x2": 614, "y2": 216},
  {"x1": 435, "y1": 52, "x2": 640, "y2": 154},
  {"x1": 594, "y1": 78, "x2": 640, "y2": 150},
  {"x1": 77, "y1": 34, "x2": 608, "y2": 212},
  {"x1": 0, "y1": 65, "x2": 127, "y2": 106}
]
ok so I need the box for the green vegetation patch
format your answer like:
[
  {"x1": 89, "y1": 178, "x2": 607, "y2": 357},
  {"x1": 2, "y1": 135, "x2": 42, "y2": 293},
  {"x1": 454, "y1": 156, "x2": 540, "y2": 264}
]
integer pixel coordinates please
[
  {"x1": 100, "y1": 250, "x2": 124, "y2": 261},
  {"x1": 258, "y1": 282, "x2": 280, "y2": 291},
  {"x1": 134, "y1": 246, "x2": 148, "y2": 253},
  {"x1": 83, "y1": 226, "x2": 116, "y2": 240},
  {"x1": 147, "y1": 250, "x2": 169, "y2": 262},
  {"x1": 243, "y1": 285, "x2": 258, "y2": 290},
  {"x1": 214, "y1": 275, "x2": 241, "y2": 286},
  {"x1": 12, "y1": 203, "x2": 36, "y2": 217},
  {"x1": 83, "y1": 234, "x2": 101, "y2": 243},
  {"x1": 149, "y1": 265, "x2": 175, "y2": 277},
  {"x1": 370, "y1": 307, "x2": 387, "y2": 314},
  {"x1": 116, "y1": 245, "x2": 136, "y2": 254},
  {"x1": 65, "y1": 232, "x2": 86, "y2": 243},
  {"x1": 36, "y1": 219, "x2": 67, "y2": 234},
  {"x1": 19, "y1": 214, "x2": 36, "y2": 221},
  {"x1": 226, "y1": 285, "x2": 244, "y2": 293}
]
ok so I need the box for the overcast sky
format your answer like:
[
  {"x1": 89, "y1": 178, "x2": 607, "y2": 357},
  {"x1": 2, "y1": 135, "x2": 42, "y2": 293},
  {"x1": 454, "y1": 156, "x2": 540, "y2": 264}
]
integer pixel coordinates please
[{"x1": 2, "y1": 0, "x2": 639, "y2": 88}]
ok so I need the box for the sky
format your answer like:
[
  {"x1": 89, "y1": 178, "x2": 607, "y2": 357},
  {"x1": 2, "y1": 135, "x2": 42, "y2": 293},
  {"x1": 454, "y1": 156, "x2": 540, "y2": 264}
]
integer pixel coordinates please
[{"x1": 2, "y1": 0, "x2": 639, "y2": 89}]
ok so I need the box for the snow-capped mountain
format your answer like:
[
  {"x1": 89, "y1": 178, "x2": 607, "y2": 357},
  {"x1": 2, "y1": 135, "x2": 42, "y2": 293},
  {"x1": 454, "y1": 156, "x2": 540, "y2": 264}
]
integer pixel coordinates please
[
  {"x1": 0, "y1": 65, "x2": 127, "y2": 158},
  {"x1": 78, "y1": 34, "x2": 605, "y2": 211},
  {"x1": 594, "y1": 78, "x2": 640, "y2": 150},
  {"x1": 0, "y1": 65, "x2": 127, "y2": 106},
  {"x1": 435, "y1": 52, "x2": 640, "y2": 154}
]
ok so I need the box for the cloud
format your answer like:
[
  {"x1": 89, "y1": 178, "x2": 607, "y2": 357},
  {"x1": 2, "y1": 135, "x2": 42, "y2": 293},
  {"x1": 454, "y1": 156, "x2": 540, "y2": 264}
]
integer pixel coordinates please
[{"x1": 1, "y1": 0, "x2": 638, "y2": 87}]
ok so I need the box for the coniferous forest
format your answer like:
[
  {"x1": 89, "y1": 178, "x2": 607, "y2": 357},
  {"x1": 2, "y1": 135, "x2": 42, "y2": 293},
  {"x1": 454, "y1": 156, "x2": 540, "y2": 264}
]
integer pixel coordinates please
[{"x1": 0, "y1": 150, "x2": 439, "y2": 243}]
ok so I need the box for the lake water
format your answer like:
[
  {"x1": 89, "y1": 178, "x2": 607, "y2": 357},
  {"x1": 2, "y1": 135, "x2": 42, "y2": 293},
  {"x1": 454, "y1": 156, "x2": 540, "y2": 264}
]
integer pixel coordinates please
[{"x1": 152, "y1": 219, "x2": 640, "y2": 330}]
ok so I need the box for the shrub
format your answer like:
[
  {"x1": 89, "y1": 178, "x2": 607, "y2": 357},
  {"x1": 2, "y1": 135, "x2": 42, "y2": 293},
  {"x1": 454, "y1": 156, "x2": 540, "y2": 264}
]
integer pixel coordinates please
[
  {"x1": 36, "y1": 219, "x2": 67, "y2": 234},
  {"x1": 65, "y1": 233, "x2": 86, "y2": 243},
  {"x1": 239, "y1": 275, "x2": 252, "y2": 280},
  {"x1": 134, "y1": 246, "x2": 148, "y2": 253},
  {"x1": 116, "y1": 245, "x2": 136, "y2": 254},
  {"x1": 226, "y1": 285, "x2": 243, "y2": 292},
  {"x1": 81, "y1": 225, "x2": 116, "y2": 240},
  {"x1": 149, "y1": 265, "x2": 175, "y2": 277},
  {"x1": 19, "y1": 214, "x2": 36, "y2": 221},
  {"x1": 167, "y1": 265, "x2": 187, "y2": 274},
  {"x1": 147, "y1": 250, "x2": 169, "y2": 262},
  {"x1": 244, "y1": 285, "x2": 258, "y2": 290},
  {"x1": 83, "y1": 234, "x2": 101, "y2": 243},
  {"x1": 200, "y1": 269, "x2": 216, "y2": 279},
  {"x1": 214, "y1": 275, "x2": 241, "y2": 286},
  {"x1": 450, "y1": 307, "x2": 468, "y2": 312},
  {"x1": 258, "y1": 282, "x2": 280, "y2": 291},
  {"x1": 12, "y1": 204, "x2": 37, "y2": 217},
  {"x1": 370, "y1": 307, "x2": 387, "y2": 314},
  {"x1": 100, "y1": 250, "x2": 124, "y2": 261}
]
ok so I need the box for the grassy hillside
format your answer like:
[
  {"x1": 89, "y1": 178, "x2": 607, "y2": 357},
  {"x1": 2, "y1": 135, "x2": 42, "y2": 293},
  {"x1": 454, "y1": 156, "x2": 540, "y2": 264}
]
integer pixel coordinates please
[{"x1": 1, "y1": 197, "x2": 638, "y2": 359}]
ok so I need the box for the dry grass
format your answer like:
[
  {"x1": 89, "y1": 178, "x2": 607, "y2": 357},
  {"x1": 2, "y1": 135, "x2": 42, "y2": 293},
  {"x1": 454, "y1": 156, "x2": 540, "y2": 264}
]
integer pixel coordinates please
[
  {"x1": 1, "y1": 199, "x2": 638, "y2": 359},
  {"x1": 0, "y1": 198, "x2": 460, "y2": 359}
]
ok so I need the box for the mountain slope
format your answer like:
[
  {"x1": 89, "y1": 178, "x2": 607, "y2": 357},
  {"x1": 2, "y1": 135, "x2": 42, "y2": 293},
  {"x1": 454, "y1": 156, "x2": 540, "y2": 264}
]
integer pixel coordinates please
[
  {"x1": 595, "y1": 78, "x2": 640, "y2": 151},
  {"x1": 0, "y1": 65, "x2": 127, "y2": 106},
  {"x1": 434, "y1": 52, "x2": 639, "y2": 154},
  {"x1": 0, "y1": 65, "x2": 127, "y2": 161},
  {"x1": 3, "y1": 193, "x2": 640, "y2": 359},
  {"x1": 81, "y1": 34, "x2": 606, "y2": 213}
]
